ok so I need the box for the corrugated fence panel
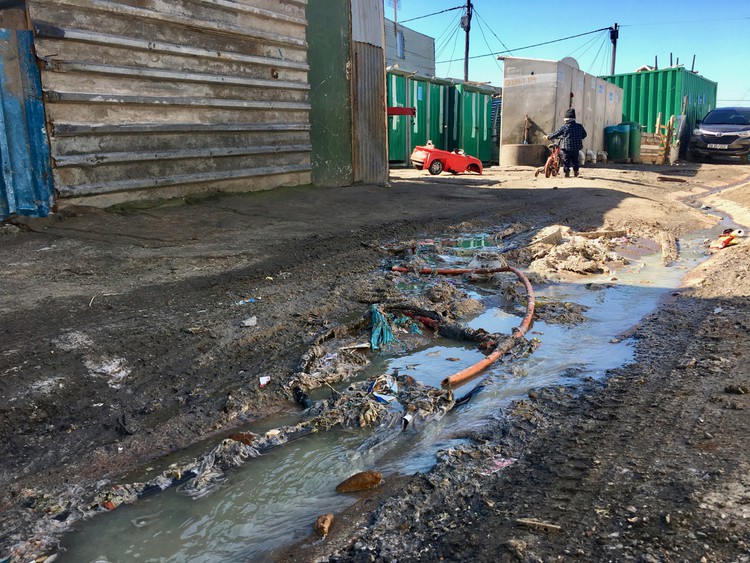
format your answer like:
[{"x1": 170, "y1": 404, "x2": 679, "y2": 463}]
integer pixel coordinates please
[
  {"x1": 27, "y1": 0, "x2": 311, "y2": 202},
  {"x1": 351, "y1": 41, "x2": 386, "y2": 184},
  {"x1": 351, "y1": 0, "x2": 383, "y2": 47}
]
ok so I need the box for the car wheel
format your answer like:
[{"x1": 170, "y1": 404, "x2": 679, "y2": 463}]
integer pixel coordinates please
[{"x1": 428, "y1": 160, "x2": 444, "y2": 175}]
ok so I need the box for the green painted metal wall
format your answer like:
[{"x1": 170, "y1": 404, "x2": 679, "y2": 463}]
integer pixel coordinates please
[
  {"x1": 603, "y1": 68, "x2": 717, "y2": 134},
  {"x1": 307, "y1": 0, "x2": 353, "y2": 186}
]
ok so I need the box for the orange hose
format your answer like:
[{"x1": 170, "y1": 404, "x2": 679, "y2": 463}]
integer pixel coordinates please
[{"x1": 390, "y1": 265, "x2": 535, "y2": 390}]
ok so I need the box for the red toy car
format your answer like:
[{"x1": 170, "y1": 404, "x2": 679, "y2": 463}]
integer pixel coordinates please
[{"x1": 410, "y1": 143, "x2": 483, "y2": 175}]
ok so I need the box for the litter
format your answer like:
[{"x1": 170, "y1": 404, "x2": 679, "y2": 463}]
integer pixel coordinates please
[
  {"x1": 480, "y1": 456, "x2": 517, "y2": 475},
  {"x1": 259, "y1": 376, "x2": 271, "y2": 388},
  {"x1": 236, "y1": 298, "x2": 257, "y2": 305},
  {"x1": 709, "y1": 229, "x2": 743, "y2": 250},
  {"x1": 241, "y1": 316, "x2": 257, "y2": 327}
]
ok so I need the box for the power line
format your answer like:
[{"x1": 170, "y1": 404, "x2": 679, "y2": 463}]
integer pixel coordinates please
[
  {"x1": 473, "y1": 11, "x2": 504, "y2": 74},
  {"x1": 473, "y1": 7, "x2": 513, "y2": 56},
  {"x1": 620, "y1": 15, "x2": 750, "y2": 27},
  {"x1": 399, "y1": 4, "x2": 464, "y2": 24},
  {"x1": 435, "y1": 13, "x2": 462, "y2": 60},
  {"x1": 437, "y1": 26, "x2": 612, "y2": 63}
]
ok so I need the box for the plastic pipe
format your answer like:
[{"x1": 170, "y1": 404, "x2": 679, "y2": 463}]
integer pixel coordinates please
[{"x1": 390, "y1": 266, "x2": 535, "y2": 390}]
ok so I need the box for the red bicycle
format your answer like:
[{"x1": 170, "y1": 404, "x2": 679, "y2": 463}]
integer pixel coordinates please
[{"x1": 535, "y1": 143, "x2": 561, "y2": 178}]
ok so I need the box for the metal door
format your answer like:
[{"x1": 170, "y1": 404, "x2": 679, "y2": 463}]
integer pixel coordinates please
[
  {"x1": 387, "y1": 72, "x2": 408, "y2": 163},
  {"x1": 0, "y1": 27, "x2": 53, "y2": 218}
]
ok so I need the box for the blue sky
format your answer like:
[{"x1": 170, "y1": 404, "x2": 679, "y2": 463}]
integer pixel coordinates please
[{"x1": 387, "y1": 0, "x2": 750, "y2": 107}]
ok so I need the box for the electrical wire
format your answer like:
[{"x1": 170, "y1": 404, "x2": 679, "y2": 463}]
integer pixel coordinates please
[
  {"x1": 400, "y1": 4, "x2": 464, "y2": 24},
  {"x1": 565, "y1": 30, "x2": 603, "y2": 61},
  {"x1": 473, "y1": 11, "x2": 504, "y2": 74},
  {"x1": 473, "y1": 8, "x2": 513, "y2": 56},
  {"x1": 445, "y1": 19, "x2": 463, "y2": 77},
  {"x1": 435, "y1": 16, "x2": 462, "y2": 61},
  {"x1": 584, "y1": 32, "x2": 608, "y2": 75},
  {"x1": 434, "y1": 10, "x2": 462, "y2": 57},
  {"x1": 620, "y1": 15, "x2": 750, "y2": 27},
  {"x1": 437, "y1": 26, "x2": 612, "y2": 63}
]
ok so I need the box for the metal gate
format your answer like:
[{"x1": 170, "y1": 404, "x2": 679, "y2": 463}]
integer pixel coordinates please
[{"x1": 0, "y1": 27, "x2": 53, "y2": 219}]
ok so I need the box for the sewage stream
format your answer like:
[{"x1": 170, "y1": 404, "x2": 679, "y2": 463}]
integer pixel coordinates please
[{"x1": 59, "y1": 227, "x2": 719, "y2": 563}]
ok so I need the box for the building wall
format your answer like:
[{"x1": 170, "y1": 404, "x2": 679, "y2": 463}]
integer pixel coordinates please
[
  {"x1": 384, "y1": 18, "x2": 435, "y2": 77},
  {"x1": 28, "y1": 0, "x2": 312, "y2": 207}
]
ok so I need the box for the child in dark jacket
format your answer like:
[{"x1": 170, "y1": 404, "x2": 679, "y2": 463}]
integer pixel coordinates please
[{"x1": 546, "y1": 108, "x2": 587, "y2": 177}]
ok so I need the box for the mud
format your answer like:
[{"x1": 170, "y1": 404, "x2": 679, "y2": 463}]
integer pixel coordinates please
[{"x1": 2, "y1": 162, "x2": 750, "y2": 561}]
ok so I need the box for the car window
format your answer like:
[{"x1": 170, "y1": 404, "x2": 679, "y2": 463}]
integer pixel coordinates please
[{"x1": 703, "y1": 109, "x2": 750, "y2": 125}]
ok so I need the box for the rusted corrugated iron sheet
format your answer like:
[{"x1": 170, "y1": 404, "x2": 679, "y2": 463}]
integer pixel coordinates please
[
  {"x1": 27, "y1": 0, "x2": 312, "y2": 204},
  {"x1": 351, "y1": 40, "x2": 387, "y2": 184}
]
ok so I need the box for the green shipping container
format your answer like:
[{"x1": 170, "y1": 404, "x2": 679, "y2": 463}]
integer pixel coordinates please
[
  {"x1": 448, "y1": 83, "x2": 494, "y2": 164},
  {"x1": 602, "y1": 67, "x2": 717, "y2": 135}
]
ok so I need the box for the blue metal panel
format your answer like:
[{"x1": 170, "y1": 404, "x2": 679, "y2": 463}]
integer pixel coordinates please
[{"x1": 0, "y1": 28, "x2": 54, "y2": 219}]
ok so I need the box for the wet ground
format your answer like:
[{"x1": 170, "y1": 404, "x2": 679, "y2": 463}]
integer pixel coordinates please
[{"x1": 1, "y1": 162, "x2": 750, "y2": 561}]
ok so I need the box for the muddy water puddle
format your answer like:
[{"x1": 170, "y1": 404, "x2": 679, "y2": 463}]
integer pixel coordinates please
[{"x1": 60, "y1": 229, "x2": 715, "y2": 563}]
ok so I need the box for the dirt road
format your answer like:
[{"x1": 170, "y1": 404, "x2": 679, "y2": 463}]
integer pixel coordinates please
[{"x1": 1, "y1": 162, "x2": 749, "y2": 561}]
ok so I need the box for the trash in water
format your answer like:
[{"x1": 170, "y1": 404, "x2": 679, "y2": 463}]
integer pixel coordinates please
[
  {"x1": 293, "y1": 386, "x2": 314, "y2": 409},
  {"x1": 241, "y1": 316, "x2": 258, "y2": 327},
  {"x1": 709, "y1": 228, "x2": 744, "y2": 251}
]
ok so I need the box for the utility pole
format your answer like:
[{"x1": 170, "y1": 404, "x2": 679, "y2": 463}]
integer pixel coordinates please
[
  {"x1": 609, "y1": 22, "x2": 619, "y2": 75},
  {"x1": 461, "y1": 0, "x2": 473, "y2": 82}
]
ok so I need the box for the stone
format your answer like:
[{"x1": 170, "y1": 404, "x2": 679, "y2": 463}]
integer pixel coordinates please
[
  {"x1": 314, "y1": 513, "x2": 334, "y2": 538},
  {"x1": 336, "y1": 471, "x2": 382, "y2": 493}
]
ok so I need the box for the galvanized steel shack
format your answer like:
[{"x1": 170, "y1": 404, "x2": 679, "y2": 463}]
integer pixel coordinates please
[
  {"x1": 0, "y1": 0, "x2": 388, "y2": 217},
  {"x1": 602, "y1": 67, "x2": 717, "y2": 134}
]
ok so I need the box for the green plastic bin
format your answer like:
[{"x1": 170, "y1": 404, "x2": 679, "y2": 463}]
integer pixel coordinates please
[
  {"x1": 605, "y1": 124, "x2": 630, "y2": 162},
  {"x1": 627, "y1": 122, "x2": 642, "y2": 163}
]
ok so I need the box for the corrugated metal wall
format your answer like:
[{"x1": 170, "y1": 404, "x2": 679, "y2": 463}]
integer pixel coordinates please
[
  {"x1": 350, "y1": 0, "x2": 387, "y2": 184},
  {"x1": 28, "y1": 0, "x2": 312, "y2": 205}
]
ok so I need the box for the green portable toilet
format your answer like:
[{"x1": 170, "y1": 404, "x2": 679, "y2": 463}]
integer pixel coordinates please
[
  {"x1": 448, "y1": 82, "x2": 494, "y2": 164},
  {"x1": 627, "y1": 122, "x2": 642, "y2": 163},
  {"x1": 387, "y1": 72, "x2": 409, "y2": 163},
  {"x1": 409, "y1": 76, "x2": 449, "y2": 152},
  {"x1": 605, "y1": 124, "x2": 630, "y2": 162}
]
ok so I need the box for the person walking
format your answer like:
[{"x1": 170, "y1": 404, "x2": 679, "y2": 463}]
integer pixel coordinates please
[{"x1": 545, "y1": 108, "x2": 587, "y2": 178}]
